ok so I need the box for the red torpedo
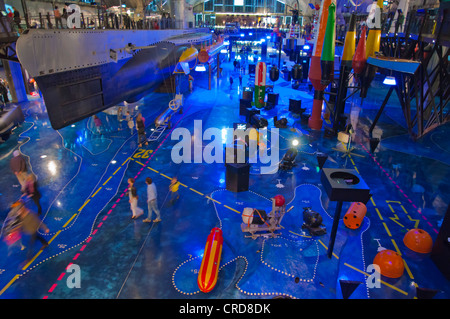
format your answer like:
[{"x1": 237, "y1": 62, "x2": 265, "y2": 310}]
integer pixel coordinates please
[
  {"x1": 197, "y1": 227, "x2": 223, "y2": 293},
  {"x1": 352, "y1": 26, "x2": 368, "y2": 76}
]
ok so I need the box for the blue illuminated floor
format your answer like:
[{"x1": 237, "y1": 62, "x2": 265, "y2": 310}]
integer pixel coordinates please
[{"x1": 0, "y1": 58, "x2": 449, "y2": 299}]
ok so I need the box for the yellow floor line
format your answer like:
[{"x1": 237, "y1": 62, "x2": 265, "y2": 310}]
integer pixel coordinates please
[
  {"x1": 113, "y1": 167, "x2": 122, "y2": 175},
  {"x1": 189, "y1": 188, "x2": 204, "y2": 196},
  {"x1": 78, "y1": 199, "x2": 90, "y2": 212},
  {"x1": 382, "y1": 222, "x2": 392, "y2": 237},
  {"x1": 63, "y1": 214, "x2": 77, "y2": 228},
  {"x1": 223, "y1": 205, "x2": 241, "y2": 214},
  {"x1": 0, "y1": 275, "x2": 20, "y2": 296},
  {"x1": 91, "y1": 187, "x2": 102, "y2": 198},
  {"x1": 102, "y1": 176, "x2": 112, "y2": 186}
]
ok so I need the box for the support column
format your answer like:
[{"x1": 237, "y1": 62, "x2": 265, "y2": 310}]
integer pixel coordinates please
[
  {"x1": 3, "y1": 60, "x2": 28, "y2": 103},
  {"x1": 170, "y1": 0, "x2": 186, "y2": 29}
]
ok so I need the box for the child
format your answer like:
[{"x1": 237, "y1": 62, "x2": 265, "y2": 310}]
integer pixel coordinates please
[
  {"x1": 169, "y1": 177, "x2": 180, "y2": 202},
  {"x1": 128, "y1": 178, "x2": 144, "y2": 219}
]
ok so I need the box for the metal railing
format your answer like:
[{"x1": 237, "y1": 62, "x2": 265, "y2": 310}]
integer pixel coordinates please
[{"x1": 9, "y1": 12, "x2": 190, "y2": 32}]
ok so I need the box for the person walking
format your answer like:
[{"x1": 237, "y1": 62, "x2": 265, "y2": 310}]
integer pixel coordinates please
[
  {"x1": 169, "y1": 176, "x2": 180, "y2": 203},
  {"x1": 10, "y1": 150, "x2": 28, "y2": 190},
  {"x1": 23, "y1": 173, "x2": 43, "y2": 216},
  {"x1": 143, "y1": 177, "x2": 161, "y2": 223},
  {"x1": 128, "y1": 178, "x2": 144, "y2": 219},
  {"x1": 136, "y1": 113, "x2": 148, "y2": 147},
  {"x1": 17, "y1": 204, "x2": 49, "y2": 261}
]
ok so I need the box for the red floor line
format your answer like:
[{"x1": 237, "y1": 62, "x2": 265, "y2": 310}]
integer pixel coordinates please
[
  {"x1": 359, "y1": 143, "x2": 438, "y2": 234},
  {"x1": 48, "y1": 283, "x2": 57, "y2": 293},
  {"x1": 43, "y1": 103, "x2": 193, "y2": 299}
]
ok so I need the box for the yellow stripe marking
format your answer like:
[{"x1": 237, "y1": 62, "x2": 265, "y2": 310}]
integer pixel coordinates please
[
  {"x1": 344, "y1": 263, "x2": 408, "y2": 296},
  {"x1": 189, "y1": 188, "x2": 204, "y2": 196},
  {"x1": 389, "y1": 214, "x2": 405, "y2": 228},
  {"x1": 22, "y1": 250, "x2": 43, "y2": 271},
  {"x1": 122, "y1": 158, "x2": 131, "y2": 166},
  {"x1": 391, "y1": 239, "x2": 401, "y2": 255},
  {"x1": 403, "y1": 260, "x2": 415, "y2": 280},
  {"x1": 160, "y1": 173, "x2": 172, "y2": 180},
  {"x1": 113, "y1": 167, "x2": 122, "y2": 175},
  {"x1": 48, "y1": 230, "x2": 62, "y2": 244},
  {"x1": 407, "y1": 215, "x2": 420, "y2": 229},
  {"x1": 400, "y1": 205, "x2": 409, "y2": 215},
  {"x1": 92, "y1": 187, "x2": 102, "y2": 198},
  {"x1": 375, "y1": 207, "x2": 384, "y2": 221},
  {"x1": 224, "y1": 205, "x2": 241, "y2": 214},
  {"x1": 0, "y1": 275, "x2": 20, "y2": 296},
  {"x1": 135, "y1": 160, "x2": 145, "y2": 167},
  {"x1": 78, "y1": 199, "x2": 90, "y2": 212},
  {"x1": 370, "y1": 197, "x2": 376, "y2": 207},
  {"x1": 63, "y1": 214, "x2": 77, "y2": 228},
  {"x1": 102, "y1": 176, "x2": 112, "y2": 186},
  {"x1": 382, "y1": 222, "x2": 392, "y2": 237},
  {"x1": 289, "y1": 230, "x2": 312, "y2": 238},
  {"x1": 147, "y1": 167, "x2": 159, "y2": 173},
  {"x1": 318, "y1": 239, "x2": 339, "y2": 259},
  {"x1": 206, "y1": 196, "x2": 221, "y2": 204}
]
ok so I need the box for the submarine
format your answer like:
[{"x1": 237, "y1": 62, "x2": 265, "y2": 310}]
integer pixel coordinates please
[{"x1": 16, "y1": 28, "x2": 214, "y2": 130}]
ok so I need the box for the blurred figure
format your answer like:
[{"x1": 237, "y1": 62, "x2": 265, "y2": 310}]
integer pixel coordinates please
[
  {"x1": 54, "y1": 6, "x2": 63, "y2": 29},
  {"x1": 17, "y1": 204, "x2": 49, "y2": 261},
  {"x1": 0, "y1": 78, "x2": 10, "y2": 104},
  {"x1": 93, "y1": 115, "x2": 102, "y2": 134},
  {"x1": 169, "y1": 176, "x2": 180, "y2": 203},
  {"x1": 13, "y1": 7, "x2": 21, "y2": 32},
  {"x1": 10, "y1": 150, "x2": 28, "y2": 190},
  {"x1": 23, "y1": 173, "x2": 43, "y2": 216}
]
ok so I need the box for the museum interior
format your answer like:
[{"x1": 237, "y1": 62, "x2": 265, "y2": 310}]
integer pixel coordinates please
[{"x1": 0, "y1": 0, "x2": 448, "y2": 301}]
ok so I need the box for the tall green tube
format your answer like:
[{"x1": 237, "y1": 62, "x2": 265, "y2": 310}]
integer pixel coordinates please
[{"x1": 320, "y1": 2, "x2": 336, "y2": 87}]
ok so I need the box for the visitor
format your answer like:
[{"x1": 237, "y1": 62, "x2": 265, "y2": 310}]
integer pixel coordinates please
[
  {"x1": 143, "y1": 177, "x2": 161, "y2": 223},
  {"x1": 128, "y1": 178, "x2": 144, "y2": 219},
  {"x1": 18, "y1": 204, "x2": 49, "y2": 261},
  {"x1": 23, "y1": 173, "x2": 43, "y2": 216},
  {"x1": 169, "y1": 177, "x2": 180, "y2": 203},
  {"x1": 136, "y1": 113, "x2": 148, "y2": 147},
  {"x1": 54, "y1": 6, "x2": 62, "y2": 29}
]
